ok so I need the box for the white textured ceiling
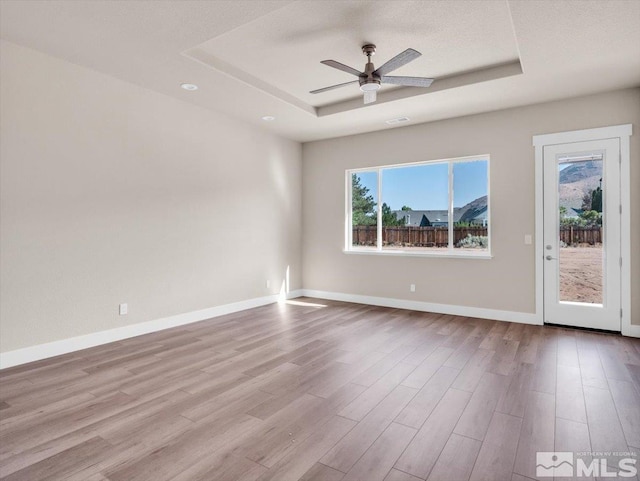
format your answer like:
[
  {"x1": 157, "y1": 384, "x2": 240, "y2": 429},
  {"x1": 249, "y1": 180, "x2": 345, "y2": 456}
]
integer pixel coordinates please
[
  {"x1": 1, "y1": 0, "x2": 639, "y2": 142},
  {"x1": 188, "y1": 1, "x2": 518, "y2": 107}
]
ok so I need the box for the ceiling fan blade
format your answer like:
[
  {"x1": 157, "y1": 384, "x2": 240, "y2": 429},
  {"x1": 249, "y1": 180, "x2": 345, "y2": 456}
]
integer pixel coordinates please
[
  {"x1": 363, "y1": 90, "x2": 377, "y2": 104},
  {"x1": 320, "y1": 60, "x2": 363, "y2": 77},
  {"x1": 309, "y1": 80, "x2": 359, "y2": 94},
  {"x1": 373, "y1": 48, "x2": 421, "y2": 76},
  {"x1": 381, "y1": 76, "x2": 434, "y2": 87}
]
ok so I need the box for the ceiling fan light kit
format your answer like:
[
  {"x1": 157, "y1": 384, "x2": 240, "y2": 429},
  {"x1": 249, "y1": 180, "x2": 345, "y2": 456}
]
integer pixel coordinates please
[{"x1": 311, "y1": 44, "x2": 434, "y2": 104}]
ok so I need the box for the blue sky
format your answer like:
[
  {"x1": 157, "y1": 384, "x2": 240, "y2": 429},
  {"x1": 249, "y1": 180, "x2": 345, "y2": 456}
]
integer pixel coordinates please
[{"x1": 356, "y1": 160, "x2": 488, "y2": 210}]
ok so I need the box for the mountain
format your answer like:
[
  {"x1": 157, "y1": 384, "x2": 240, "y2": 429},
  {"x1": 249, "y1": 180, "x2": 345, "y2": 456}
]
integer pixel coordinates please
[
  {"x1": 452, "y1": 159, "x2": 601, "y2": 217},
  {"x1": 391, "y1": 195, "x2": 488, "y2": 226},
  {"x1": 559, "y1": 161, "x2": 601, "y2": 184},
  {"x1": 393, "y1": 159, "x2": 601, "y2": 223},
  {"x1": 457, "y1": 195, "x2": 487, "y2": 223},
  {"x1": 558, "y1": 161, "x2": 602, "y2": 211}
]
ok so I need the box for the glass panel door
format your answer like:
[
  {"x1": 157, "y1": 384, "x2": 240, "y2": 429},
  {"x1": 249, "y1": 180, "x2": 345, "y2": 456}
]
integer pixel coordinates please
[{"x1": 543, "y1": 139, "x2": 621, "y2": 331}]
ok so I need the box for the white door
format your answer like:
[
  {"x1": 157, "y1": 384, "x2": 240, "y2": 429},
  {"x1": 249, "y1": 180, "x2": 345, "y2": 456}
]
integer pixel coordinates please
[{"x1": 543, "y1": 138, "x2": 621, "y2": 331}]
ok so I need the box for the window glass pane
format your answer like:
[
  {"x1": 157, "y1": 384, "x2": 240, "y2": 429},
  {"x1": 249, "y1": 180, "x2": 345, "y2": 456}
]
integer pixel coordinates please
[
  {"x1": 558, "y1": 158, "x2": 603, "y2": 304},
  {"x1": 453, "y1": 160, "x2": 489, "y2": 250},
  {"x1": 380, "y1": 163, "x2": 449, "y2": 252},
  {"x1": 351, "y1": 171, "x2": 377, "y2": 249}
]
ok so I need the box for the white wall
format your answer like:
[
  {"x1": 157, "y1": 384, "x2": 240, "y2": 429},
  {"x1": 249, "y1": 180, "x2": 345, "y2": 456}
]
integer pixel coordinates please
[
  {"x1": 302, "y1": 88, "x2": 640, "y2": 324},
  {"x1": 0, "y1": 41, "x2": 302, "y2": 353}
]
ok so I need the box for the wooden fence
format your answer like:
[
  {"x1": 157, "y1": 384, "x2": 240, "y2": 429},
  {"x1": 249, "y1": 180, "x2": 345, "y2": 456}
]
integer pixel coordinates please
[
  {"x1": 352, "y1": 225, "x2": 602, "y2": 247},
  {"x1": 352, "y1": 226, "x2": 487, "y2": 247},
  {"x1": 559, "y1": 225, "x2": 602, "y2": 245}
]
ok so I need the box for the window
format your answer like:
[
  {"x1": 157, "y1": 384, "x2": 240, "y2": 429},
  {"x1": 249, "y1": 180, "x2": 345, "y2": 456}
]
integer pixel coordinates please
[{"x1": 346, "y1": 156, "x2": 490, "y2": 257}]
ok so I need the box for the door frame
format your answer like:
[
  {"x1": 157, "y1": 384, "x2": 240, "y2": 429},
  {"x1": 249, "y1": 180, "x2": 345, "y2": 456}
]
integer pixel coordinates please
[
  {"x1": 533, "y1": 124, "x2": 634, "y2": 336},
  {"x1": 543, "y1": 139, "x2": 620, "y2": 330}
]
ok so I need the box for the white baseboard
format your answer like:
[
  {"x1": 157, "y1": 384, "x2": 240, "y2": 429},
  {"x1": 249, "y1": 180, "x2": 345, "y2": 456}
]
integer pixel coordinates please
[
  {"x1": 0, "y1": 290, "x2": 303, "y2": 370},
  {"x1": 301, "y1": 289, "x2": 542, "y2": 326},
  {"x1": 622, "y1": 323, "x2": 640, "y2": 338},
  {"x1": 3, "y1": 288, "x2": 635, "y2": 369}
]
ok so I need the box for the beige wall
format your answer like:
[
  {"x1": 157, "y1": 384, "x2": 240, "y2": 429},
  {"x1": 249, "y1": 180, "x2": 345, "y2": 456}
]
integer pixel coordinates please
[
  {"x1": 2, "y1": 40, "x2": 638, "y2": 357},
  {"x1": 0, "y1": 41, "x2": 302, "y2": 353},
  {"x1": 302, "y1": 88, "x2": 640, "y2": 324}
]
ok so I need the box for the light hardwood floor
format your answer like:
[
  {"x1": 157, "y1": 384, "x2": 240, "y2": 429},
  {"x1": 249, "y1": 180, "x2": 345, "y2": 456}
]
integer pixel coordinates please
[{"x1": 1, "y1": 298, "x2": 639, "y2": 481}]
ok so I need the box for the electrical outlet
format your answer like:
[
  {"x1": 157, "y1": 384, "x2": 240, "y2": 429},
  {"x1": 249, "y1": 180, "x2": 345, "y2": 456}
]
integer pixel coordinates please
[
  {"x1": 410, "y1": 284, "x2": 416, "y2": 292},
  {"x1": 266, "y1": 280, "x2": 271, "y2": 289},
  {"x1": 119, "y1": 303, "x2": 128, "y2": 316},
  {"x1": 524, "y1": 234, "x2": 532, "y2": 245}
]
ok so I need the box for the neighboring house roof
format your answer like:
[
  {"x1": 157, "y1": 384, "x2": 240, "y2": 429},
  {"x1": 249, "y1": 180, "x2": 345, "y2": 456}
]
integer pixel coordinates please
[
  {"x1": 566, "y1": 208, "x2": 582, "y2": 218},
  {"x1": 394, "y1": 210, "x2": 450, "y2": 226},
  {"x1": 394, "y1": 206, "x2": 488, "y2": 226}
]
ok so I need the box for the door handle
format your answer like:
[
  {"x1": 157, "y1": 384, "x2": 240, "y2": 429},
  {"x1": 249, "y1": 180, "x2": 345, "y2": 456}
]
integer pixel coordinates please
[{"x1": 545, "y1": 255, "x2": 557, "y2": 261}]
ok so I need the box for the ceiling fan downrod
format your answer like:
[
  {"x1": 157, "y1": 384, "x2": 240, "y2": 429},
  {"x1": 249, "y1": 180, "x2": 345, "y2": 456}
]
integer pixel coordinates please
[{"x1": 360, "y1": 44, "x2": 381, "y2": 92}]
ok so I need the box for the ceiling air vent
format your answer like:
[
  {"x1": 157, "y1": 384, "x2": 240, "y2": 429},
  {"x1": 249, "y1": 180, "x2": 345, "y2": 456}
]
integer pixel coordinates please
[{"x1": 385, "y1": 116, "x2": 410, "y2": 125}]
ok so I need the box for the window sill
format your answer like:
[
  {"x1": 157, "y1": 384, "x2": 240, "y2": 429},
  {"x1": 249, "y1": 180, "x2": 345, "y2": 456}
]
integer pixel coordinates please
[{"x1": 343, "y1": 249, "x2": 493, "y2": 259}]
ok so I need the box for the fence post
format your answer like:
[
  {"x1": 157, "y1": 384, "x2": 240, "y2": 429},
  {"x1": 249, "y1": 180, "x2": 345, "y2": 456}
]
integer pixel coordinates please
[{"x1": 570, "y1": 225, "x2": 573, "y2": 245}]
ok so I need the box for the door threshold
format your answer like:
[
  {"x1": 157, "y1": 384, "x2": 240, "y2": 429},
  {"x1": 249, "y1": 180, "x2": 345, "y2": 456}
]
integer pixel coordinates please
[{"x1": 543, "y1": 322, "x2": 622, "y2": 336}]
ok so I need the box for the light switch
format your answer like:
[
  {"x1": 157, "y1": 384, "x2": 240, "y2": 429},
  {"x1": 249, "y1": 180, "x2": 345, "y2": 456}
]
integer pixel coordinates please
[{"x1": 524, "y1": 235, "x2": 532, "y2": 245}]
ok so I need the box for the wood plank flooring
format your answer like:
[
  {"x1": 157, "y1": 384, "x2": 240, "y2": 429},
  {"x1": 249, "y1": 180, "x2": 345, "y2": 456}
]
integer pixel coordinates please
[{"x1": 1, "y1": 298, "x2": 639, "y2": 481}]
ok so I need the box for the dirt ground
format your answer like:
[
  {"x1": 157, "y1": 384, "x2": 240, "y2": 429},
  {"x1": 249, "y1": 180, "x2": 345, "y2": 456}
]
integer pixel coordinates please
[{"x1": 559, "y1": 246, "x2": 603, "y2": 304}]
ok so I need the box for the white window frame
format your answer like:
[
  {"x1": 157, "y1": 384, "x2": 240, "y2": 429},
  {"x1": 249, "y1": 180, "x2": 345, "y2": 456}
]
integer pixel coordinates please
[{"x1": 345, "y1": 154, "x2": 491, "y2": 259}]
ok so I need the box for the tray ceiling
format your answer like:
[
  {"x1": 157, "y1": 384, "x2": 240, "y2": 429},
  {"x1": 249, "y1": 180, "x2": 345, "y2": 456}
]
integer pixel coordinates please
[
  {"x1": 1, "y1": 0, "x2": 639, "y2": 142},
  {"x1": 184, "y1": 0, "x2": 520, "y2": 112}
]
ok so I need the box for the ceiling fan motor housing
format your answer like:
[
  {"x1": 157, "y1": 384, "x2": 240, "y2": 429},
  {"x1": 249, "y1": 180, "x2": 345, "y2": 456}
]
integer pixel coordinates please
[{"x1": 360, "y1": 44, "x2": 381, "y2": 91}]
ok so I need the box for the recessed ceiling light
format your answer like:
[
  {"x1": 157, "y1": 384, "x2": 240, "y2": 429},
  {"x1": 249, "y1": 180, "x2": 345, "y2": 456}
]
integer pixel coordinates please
[
  {"x1": 180, "y1": 83, "x2": 198, "y2": 91},
  {"x1": 261, "y1": 116, "x2": 276, "y2": 121}
]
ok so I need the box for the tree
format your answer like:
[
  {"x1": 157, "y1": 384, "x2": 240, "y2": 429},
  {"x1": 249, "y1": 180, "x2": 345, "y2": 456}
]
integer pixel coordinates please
[
  {"x1": 561, "y1": 209, "x2": 601, "y2": 227},
  {"x1": 591, "y1": 186, "x2": 602, "y2": 213},
  {"x1": 580, "y1": 186, "x2": 603, "y2": 216},
  {"x1": 561, "y1": 216, "x2": 586, "y2": 227},
  {"x1": 580, "y1": 210, "x2": 602, "y2": 226},
  {"x1": 559, "y1": 206, "x2": 567, "y2": 219},
  {"x1": 401, "y1": 205, "x2": 412, "y2": 211},
  {"x1": 351, "y1": 174, "x2": 376, "y2": 226},
  {"x1": 581, "y1": 190, "x2": 593, "y2": 211},
  {"x1": 382, "y1": 203, "x2": 406, "y2": 226}
]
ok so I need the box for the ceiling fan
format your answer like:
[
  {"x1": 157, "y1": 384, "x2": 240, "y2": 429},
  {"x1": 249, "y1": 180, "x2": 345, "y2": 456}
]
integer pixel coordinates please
[{"x1": 310, "y1": 44, "x2": 434, "y2": 104}]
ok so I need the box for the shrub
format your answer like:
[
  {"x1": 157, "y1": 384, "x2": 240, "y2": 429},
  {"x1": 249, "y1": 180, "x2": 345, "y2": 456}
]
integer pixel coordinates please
[{"x1": 456, "y1": 234, "x2": 488, "y2": 248}]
